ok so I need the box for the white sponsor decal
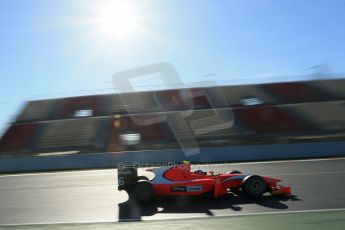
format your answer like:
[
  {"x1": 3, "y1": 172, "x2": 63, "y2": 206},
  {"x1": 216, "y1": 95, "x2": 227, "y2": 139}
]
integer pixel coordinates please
[{"x1": 187, "y1": 185, "x2": 203, "y2": 192}]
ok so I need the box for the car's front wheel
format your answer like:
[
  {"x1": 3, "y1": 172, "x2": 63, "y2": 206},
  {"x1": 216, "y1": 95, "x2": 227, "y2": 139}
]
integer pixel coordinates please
[
  {"x1": 243, "y1": 175, "x2": 266, "y2": 197},
  {"x1": 227, "y1": 170, "x2": 242, "y2": 174}
]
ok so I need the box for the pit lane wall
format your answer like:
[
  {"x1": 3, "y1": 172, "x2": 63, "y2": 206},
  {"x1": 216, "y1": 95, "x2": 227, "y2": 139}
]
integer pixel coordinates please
[{"x1": 1, "y1": 141, "x2": 345, "y2": 173}]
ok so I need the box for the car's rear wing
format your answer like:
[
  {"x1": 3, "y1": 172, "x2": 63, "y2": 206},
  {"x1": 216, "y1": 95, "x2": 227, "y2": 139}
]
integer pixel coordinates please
[{"x1": 118, "y1": 167, "x2": 138, "y2": 191}]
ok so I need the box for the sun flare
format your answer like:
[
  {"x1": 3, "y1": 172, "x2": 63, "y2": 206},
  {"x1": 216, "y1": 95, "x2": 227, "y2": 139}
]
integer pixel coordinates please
[{"x1": 96, "y1": 2, "x2": 137, "y2": 39}]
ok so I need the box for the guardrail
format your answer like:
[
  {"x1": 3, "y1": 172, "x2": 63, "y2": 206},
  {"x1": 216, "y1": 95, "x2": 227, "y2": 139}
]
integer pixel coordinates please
[{"x1": 1, "y1": 141, "x2": 345, "y2": 173}]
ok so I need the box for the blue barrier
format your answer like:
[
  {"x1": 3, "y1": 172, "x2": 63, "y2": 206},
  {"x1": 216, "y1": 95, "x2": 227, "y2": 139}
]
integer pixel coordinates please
[{"x1": 1, "y1": 141, "x2": 345, "y2": 173}]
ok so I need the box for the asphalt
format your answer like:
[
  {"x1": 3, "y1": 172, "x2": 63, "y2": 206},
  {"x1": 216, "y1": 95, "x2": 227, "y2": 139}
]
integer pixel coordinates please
[
  {"x1": 0, "y1": 210, "x2": 344, "y2": 230},
  {"x1": 0, "y1": 158, "x2": 345, "y2": 225}
]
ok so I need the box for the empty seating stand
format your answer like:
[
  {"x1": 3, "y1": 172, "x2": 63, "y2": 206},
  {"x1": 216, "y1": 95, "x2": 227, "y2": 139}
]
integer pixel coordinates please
[
  {"x1": 291, "y1": 101, "x2": 345, "y2": 131},
  {"x1": 55, "y1": 96, "x2": 103, "y2": 119},
  {"x1": 222, "y1": 85, "x2": 276, "y2": 106},
  {"x1": 2, "y1": 78, "x2": 345, "y2": 156},
  {"x1": 233, "y1": 105, "x2": 307, "y2": 134},
  {"x1": 107, "y1": 108, "x2": 240, "y2": 152},
  {"x1": 311, "y1": 79, "x2": 345, "y2": 100},
  {"x1": 261, "y1": 82, "x2": 333, "y2": 104},
  {"x1": 36, "y1": 117, "x2": 105, "y2": 152},
  {"x1": 103, "y1": 92, "x2": 160, "y2": 115},
  {"x1": 17, "y1": 100, "x2": 56, "y2": 122},
  {"x1": 0, "y1": 123, "x2": 38, "y2": 155}
]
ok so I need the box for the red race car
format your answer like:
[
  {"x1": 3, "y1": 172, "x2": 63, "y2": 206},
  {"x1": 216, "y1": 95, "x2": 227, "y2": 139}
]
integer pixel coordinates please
[{"x1": 118, "y1": 162, "x2": 291, "y2": 203}]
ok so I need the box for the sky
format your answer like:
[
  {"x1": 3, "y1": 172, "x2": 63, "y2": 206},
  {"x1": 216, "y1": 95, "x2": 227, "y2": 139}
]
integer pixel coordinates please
[{"x1": 0, "y1": 0, "x2": 345, "y2": 134}]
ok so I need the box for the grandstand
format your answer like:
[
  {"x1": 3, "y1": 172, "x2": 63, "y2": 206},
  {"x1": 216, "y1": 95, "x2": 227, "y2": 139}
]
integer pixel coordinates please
[{"x1": 0, "y1": 78, "x2": 344, "y2": 156}]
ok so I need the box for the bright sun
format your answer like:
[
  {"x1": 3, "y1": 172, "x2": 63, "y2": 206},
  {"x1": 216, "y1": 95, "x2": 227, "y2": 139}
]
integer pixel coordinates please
[{"x1": 96, "y1": 2, "x2": 137, "y2": 39}]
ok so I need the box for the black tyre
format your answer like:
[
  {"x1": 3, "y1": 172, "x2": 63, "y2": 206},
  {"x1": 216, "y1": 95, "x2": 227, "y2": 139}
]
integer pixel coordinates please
[
  {"x1": 132, "y1": 181, "x2": 155, "y2": 203},
  {"x1": 137, "y1": 176, "x2": 149, "y2": 181},
  {"x1": 228, "y1": 170, "x2": 242, "y2": 174},
  {"x1": 243, "y1": 175, "x2": 266, "y2": 197}
]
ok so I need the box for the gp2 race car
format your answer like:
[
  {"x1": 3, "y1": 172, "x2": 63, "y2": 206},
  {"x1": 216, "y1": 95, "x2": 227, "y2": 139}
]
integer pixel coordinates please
[{"x1": 117, "y1": 162, "x2": 291, "y2": 203}]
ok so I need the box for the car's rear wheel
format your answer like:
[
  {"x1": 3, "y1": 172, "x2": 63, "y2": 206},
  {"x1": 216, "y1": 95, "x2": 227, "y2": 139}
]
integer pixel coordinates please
[
  {"x1": 243, "y1": 175, "x2": 266, "y2": 197},
  {"x1": 132, "y1": 181, "x2": 155, "y2": 203},
  {"x1": 137, "y1": 176, "x2": 149, "y2": 181}
]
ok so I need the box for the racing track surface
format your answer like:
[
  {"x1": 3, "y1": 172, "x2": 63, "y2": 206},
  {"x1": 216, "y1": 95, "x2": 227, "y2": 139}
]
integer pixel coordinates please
[{"x1": 0, "y1": 157, "x2": 345, "y2": 225}]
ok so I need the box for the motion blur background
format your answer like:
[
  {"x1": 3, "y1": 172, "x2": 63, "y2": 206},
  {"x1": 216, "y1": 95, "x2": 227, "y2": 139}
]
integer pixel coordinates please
[{"x1": 0, "y1": 0, "x2": 344, "y2": 159}]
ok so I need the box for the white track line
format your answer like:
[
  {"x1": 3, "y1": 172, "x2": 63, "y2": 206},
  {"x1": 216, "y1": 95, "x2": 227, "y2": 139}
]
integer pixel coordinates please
[{"x1": 0, "y1": 169, "x2": 116, "y2": 178}]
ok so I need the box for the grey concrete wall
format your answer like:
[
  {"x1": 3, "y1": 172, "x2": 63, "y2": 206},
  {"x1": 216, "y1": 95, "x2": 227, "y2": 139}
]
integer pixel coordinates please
[{"x1": 1, "y1": 141, "x2": 345, "y2": 173}]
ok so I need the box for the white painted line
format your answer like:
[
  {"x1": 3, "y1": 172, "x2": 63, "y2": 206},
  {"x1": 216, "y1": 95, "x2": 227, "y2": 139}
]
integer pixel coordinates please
[
  {"x1": 0, "y1": 169, "x2": 116, "y2": 178},
  {"x1": 35, "y1": 151, "x2": 80, "y2": 157},
  {"x1": 0, "y1": 208, "x2": 344, "y2": 227}
]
